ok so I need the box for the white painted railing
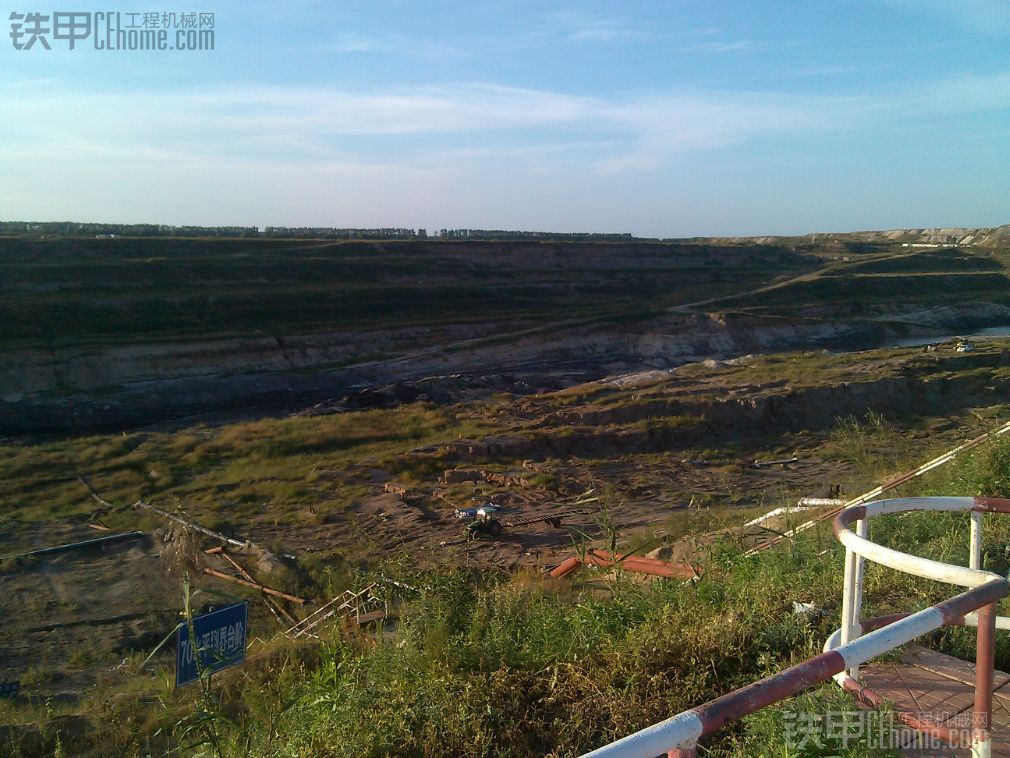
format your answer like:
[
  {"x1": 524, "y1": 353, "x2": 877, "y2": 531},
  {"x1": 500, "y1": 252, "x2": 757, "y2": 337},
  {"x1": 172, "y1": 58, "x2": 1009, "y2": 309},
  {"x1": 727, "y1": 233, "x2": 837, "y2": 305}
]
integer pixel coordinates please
[{"x1": 581, "y1": 497, "x2": 1010, "y2": 758}]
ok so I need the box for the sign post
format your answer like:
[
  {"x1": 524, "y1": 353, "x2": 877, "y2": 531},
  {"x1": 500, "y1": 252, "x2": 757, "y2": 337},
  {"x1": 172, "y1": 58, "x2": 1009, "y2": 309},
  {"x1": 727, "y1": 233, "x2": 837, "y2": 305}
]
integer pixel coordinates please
[{"x1": 176, "y1": 601, "x2": 248, "y2": 687}]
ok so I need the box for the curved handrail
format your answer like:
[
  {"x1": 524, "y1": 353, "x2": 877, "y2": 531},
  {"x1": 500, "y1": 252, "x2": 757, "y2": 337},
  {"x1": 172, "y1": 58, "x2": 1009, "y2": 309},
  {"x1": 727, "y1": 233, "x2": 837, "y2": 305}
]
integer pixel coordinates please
[
  {"x1": 581, "y1": 497, "x2": 1010, "y2": 758},
  {"x1": 834, "y1": 497, "x2": 1003, "y2": 588}
]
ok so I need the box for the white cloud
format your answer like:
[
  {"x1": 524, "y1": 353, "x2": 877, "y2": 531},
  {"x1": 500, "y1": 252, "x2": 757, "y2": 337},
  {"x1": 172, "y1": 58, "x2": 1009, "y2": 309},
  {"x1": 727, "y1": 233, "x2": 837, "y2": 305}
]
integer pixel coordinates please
[
  {"x1": 679, "y1": 40, "x2": 759, "y2": 54},
  {"x1": 3, "y1": 70, "x2": 1010, "y2": 218},
  {"x1": 542, "y1": 11, "x2": 642, "y2": 43},
  {"x1": 568, "y1": 25, "x2": 638, "y2": 42},
  {"x1": 327, "y1": 32, "x2": 466, "y2": 60}
]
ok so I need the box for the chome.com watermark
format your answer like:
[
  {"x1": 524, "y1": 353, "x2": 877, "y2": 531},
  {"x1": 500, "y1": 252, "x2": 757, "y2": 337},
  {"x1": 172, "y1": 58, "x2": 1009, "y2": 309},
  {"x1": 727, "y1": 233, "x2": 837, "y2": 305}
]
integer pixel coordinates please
[
  {"x1": 783, "y1": 709, "x2": 975, "y2": 752},
  {"x1": 8, "y1": 11, "x2": 215, "y2": 51}
]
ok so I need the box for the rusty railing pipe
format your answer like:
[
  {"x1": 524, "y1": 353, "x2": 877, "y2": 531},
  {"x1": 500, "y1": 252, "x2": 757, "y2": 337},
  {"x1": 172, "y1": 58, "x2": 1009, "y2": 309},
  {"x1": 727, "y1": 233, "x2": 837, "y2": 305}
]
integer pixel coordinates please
[{"x1": 974, "y1": 602, "x2": 997, "y2": 758}]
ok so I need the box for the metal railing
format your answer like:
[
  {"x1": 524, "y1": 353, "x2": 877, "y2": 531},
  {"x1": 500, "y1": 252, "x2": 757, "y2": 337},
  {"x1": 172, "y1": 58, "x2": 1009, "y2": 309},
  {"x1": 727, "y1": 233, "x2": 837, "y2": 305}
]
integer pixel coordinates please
[
  {"x1": 284, "y1": 583, "x2": 383, "y2": 639},
  {"x1": 581, "y1": 497, "x2": 1010, "y2": 758}
]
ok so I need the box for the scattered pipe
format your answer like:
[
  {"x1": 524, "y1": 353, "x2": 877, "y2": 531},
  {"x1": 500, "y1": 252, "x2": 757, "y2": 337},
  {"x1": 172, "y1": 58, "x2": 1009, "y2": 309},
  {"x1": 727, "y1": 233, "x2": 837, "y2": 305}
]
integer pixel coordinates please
[
  {"x1": 202, "y1": 568, "x2": 306, "y2": 604},
  {"x1": 211, "y1": 548, "x2": 298, "y2": 625},
  {"x1": 584, "y1": 550, "x2": 697, "y2": 579},
  {"x1": 750, "y1": 456, "x2": 799, "y2": 469},
  {"x1": 219, "y1": 551, "x2": 256, "y2": 583},
  {"x1": 796, "y1": 497, "x2": 846, "y2": 507},
  {"x1": 0, "y1": 531, "x2": 145, "y2": 562},
  {"x1": 549, "y1": 555, "x2": 582, "y2": 579},
  {"x1": 743, "y1": 505, "x2": 812, "y2": 528},
  {"x1": 135, "y1": 500, "x2": 248, "y2": 549},
  {"x1": 549, "y1": 550, "x2": 697, "y2": 580},
  {"x1": 80, "y1": 478, "x2": 253, "y2": 551}
]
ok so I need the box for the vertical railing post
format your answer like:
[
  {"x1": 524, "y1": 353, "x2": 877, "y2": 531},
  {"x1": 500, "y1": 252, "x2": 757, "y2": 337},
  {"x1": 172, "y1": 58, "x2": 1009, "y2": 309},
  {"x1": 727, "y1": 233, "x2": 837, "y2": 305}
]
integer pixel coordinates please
[
  {"x1": 970, "y1": 511, "x2": 983, "y2": 571},
  {"x1": 972, "y1": 601, "x2": 996, "y2": 758},
  {"x1": 840, "y1": 519, "x2": 867, "y2": 680},
  {"x1": 840, "y1": 545, "x2": 856, "y2": 647},
  {"x1": 849, "y1": 519, "x2": 868, "y2": 681}
]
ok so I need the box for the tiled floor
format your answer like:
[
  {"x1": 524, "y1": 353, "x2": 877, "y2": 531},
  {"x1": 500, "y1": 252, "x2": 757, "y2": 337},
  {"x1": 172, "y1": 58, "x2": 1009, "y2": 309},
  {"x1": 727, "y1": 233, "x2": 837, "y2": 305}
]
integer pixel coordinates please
[{"x1": 857, "y1": 646, "x2": 1010, "y2": 757}]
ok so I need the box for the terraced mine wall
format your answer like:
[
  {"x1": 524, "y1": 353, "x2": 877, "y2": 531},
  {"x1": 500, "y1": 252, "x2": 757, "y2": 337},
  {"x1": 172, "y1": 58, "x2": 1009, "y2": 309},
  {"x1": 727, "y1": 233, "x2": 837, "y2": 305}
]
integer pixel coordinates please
[
  {"x1": 4, "y1": 235, "x2": 1010, "y2": 432},
  {"x1": 406, "y1": 354, "x2": 1010, "y2": 466},
  {"x1": 4, "y1": 301, "x2": 1010, "y2": 433}
]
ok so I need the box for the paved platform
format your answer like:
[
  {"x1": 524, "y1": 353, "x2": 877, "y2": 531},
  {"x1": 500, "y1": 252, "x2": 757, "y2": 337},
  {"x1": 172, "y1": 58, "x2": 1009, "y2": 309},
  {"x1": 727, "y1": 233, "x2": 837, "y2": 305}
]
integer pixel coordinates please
[{"x1": 857, "y1": 646, "x2": 1010, "y2": 756}]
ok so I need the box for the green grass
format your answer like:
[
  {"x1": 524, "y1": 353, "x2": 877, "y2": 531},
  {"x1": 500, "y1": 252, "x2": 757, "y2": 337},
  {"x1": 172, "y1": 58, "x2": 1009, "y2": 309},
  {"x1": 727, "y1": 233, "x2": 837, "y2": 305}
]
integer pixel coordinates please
[
  {"x1": 6, "y1": 420, "x2": 1003, "y2": 757},
  {"x1": 197, "y1": 432, "x2": 1010, "y2": 758},
  {"x1": 823, "y1": 411, "x2": 906, "y2": 480},
  {"x1": 0, "y1": 403, "x2": 494, "y2": 534},
  {"x1": 8, "y1": 338, "x2": 1010, "y2": 754}
]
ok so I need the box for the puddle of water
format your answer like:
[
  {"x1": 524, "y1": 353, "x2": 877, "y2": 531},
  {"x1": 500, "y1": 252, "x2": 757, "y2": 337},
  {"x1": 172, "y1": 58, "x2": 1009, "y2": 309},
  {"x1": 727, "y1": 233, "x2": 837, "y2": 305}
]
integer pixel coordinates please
[{"x1": 886, "y1": 325, "x2": 1010, "y2": 349}]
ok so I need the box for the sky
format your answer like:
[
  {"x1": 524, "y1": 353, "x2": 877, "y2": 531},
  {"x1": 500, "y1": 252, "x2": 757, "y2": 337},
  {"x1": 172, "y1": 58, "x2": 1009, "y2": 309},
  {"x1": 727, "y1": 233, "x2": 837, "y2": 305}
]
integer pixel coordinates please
[{"x1": 0, "y1": 0, "x2": 1007, "y2": 236}]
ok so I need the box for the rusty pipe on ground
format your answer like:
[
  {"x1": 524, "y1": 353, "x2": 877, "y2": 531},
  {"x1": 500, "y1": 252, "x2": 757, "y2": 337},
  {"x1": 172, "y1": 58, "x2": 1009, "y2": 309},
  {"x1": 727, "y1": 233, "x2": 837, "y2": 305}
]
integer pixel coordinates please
[
  {"x1": 203, "y1": 568, "x2": 306, "y2": 604},
  {"x1": 549, "y1": 556, "x2": 582, "y2": 579},
  {"x1": 550, "y1": 550, "x2": 697, "y2": 580},
  {"x1": 584, "y1": 550, "x2": 696, "y2": 579}
]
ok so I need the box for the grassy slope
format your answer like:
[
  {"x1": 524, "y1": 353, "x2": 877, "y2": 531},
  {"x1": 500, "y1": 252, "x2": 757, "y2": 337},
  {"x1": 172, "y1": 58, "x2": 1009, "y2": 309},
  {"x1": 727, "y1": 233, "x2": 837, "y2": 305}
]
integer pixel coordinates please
[
  {"x1": 6, "y1": 343, "x2": 1006, "y2": 551},
  {"x1": 203, "y1": 432, "x2": 1010, "y2": 758},
  {"x1": 6, "y1": 416, "x2": 1010, "y2": 756},
  {"x1": 0, "y1": 404, "x2": 495, "y2": 560}
]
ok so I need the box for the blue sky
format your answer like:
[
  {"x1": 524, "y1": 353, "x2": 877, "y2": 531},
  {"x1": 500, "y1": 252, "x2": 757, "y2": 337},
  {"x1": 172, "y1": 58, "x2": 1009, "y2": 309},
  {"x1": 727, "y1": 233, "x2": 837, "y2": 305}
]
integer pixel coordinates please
[{"x1": 1, "y1": 1, "x2": 1007, "y2": 236}]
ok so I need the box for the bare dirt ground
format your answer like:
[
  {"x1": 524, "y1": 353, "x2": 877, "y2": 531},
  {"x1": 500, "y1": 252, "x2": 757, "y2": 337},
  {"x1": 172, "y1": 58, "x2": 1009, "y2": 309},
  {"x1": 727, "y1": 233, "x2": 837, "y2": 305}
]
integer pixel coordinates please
[
  {"x1": 254, "y1": 343, "x2": 1010, "y2": 574},
  {"x1": 0, "y1": 525, "x2": 179, "y2": 705},
  {"x1": 301, "y1": 418, "x2": 978, "y2": 574}
]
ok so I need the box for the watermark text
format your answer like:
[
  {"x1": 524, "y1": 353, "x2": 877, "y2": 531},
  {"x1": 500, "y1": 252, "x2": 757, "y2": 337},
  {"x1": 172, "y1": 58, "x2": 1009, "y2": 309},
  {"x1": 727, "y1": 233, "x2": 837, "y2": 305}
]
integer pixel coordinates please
[
  {"x1": 783, "y1": 709, "x2": 977, "y2": 751},
  {"x1": 9, "y1": 11, "x2": 215, "y2": 51}
]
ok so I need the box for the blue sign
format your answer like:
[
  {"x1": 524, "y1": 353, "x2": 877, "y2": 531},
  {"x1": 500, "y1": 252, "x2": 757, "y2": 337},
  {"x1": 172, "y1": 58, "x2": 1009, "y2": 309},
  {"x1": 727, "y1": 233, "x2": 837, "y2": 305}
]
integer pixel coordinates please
[{"x1": 176, "y1": 602, "x2": 248, "y2": 687}]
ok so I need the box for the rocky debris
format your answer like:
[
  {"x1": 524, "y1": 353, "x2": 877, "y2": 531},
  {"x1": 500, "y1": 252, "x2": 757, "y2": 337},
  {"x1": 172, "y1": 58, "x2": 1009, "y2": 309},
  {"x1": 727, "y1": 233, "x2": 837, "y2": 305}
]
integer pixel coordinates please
[
  {"x1": 597, "y1": 369, "x2": 677, "y2": 390},
  {"x1": 341, "y1": 382, "x2": 430, "y2": 410},
  {"x1": 440, "y1": 468, "x2": 532, "y2": 487},
  {"x1": 442, "y1": 469, "x2": 483, "y2": 484},
  {"x1": 483, "y1": 471, "x2": 533, "y2": 487},
  {"x1": 295, "y1": 399, "x2": 349, "y2": 417},
  {"x1": 247, "y1": 544, "x2": 284, "y2": 576}
]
